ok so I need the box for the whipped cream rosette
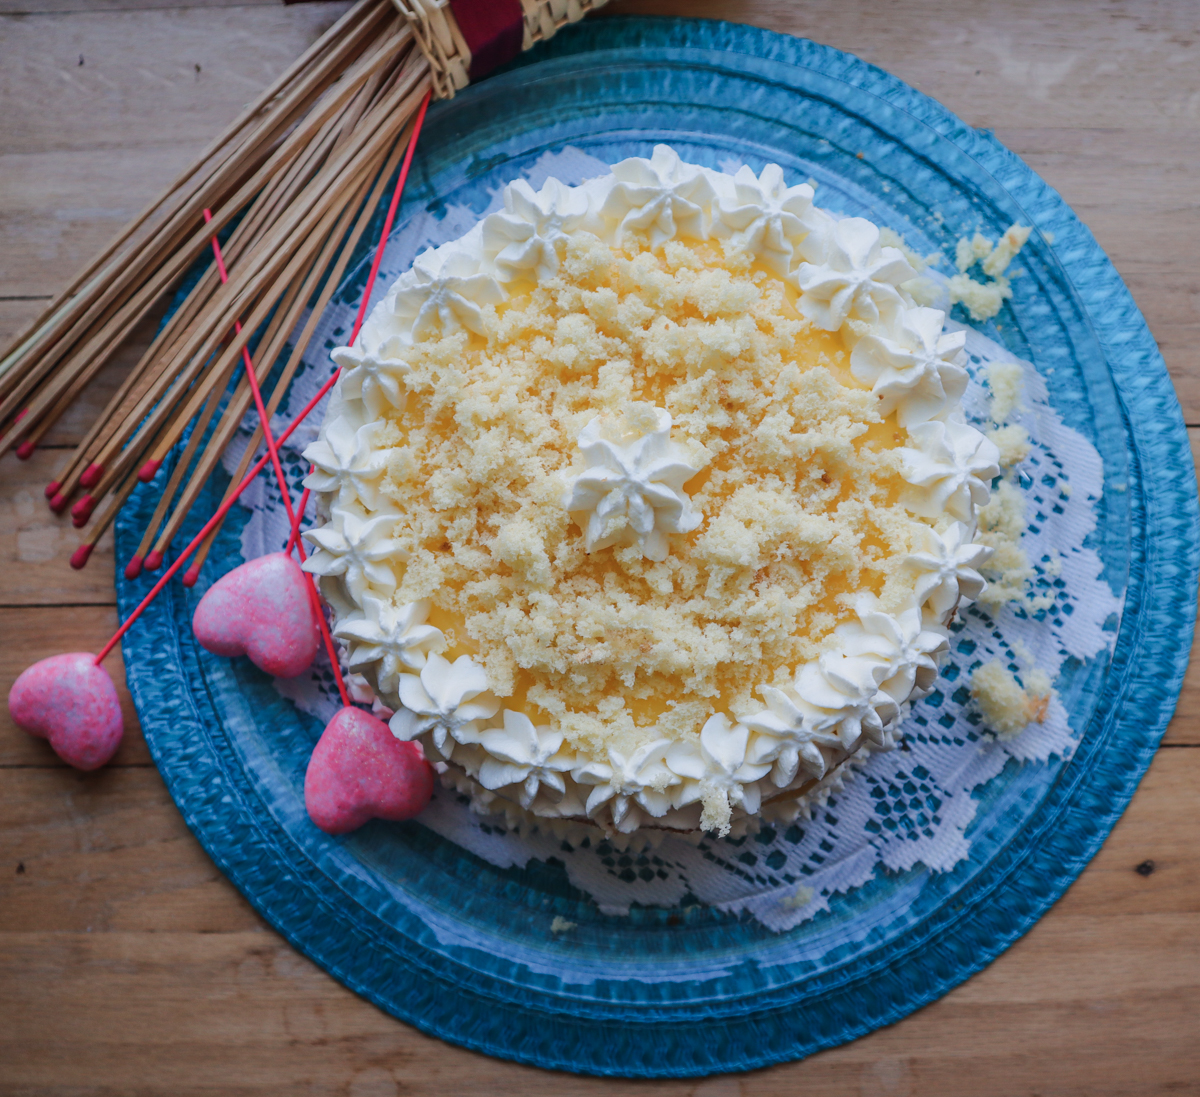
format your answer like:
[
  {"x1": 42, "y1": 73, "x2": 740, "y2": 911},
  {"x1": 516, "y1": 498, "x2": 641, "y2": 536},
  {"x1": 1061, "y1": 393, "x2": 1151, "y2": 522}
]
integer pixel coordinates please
[{"x1": 301, "y1": 146, "x2": 1000, "y2": 837}]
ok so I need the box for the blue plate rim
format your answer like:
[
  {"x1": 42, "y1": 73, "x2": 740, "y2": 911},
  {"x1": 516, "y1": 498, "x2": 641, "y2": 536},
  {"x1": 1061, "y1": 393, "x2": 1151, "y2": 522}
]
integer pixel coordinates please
[{"x1": 115, "y1": 17, "x2": 1198, "y2": 1077}]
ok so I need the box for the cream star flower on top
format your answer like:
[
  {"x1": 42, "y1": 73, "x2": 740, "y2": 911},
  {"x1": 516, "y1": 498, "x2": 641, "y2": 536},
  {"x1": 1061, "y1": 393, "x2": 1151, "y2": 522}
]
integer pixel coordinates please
[
  {"x1": 793, "y1": 651, "x2": 899, "y2": 750},
  {"x1": 333, "y1": 595, "x2": 444, "y2": 696},
  {"x1": 741, "y1": 685, "x2": 836, "y2": 788},
  {"x1": 907, "y1": 522, "x2": 993, "y2": 618},
  {"x1": 899, "y1": 418, "x2": 1001, "y2": 521},
  {"x1": 481, "y1": 177, "x2": 592, "y2": 282},
  {"x1": 561, "y1": 407, "x2": 702, "y2": 562},
  {"x1": 601, "y1": 144, "x2": 717, "y2": 247},
  {"x1": 301, "y1": 416, "x2": 390, "y2": 510},
  {"x1": 301, "y1": 503, "x2": 406, "y2": 604},
  {"x1": 389, "y1": 251, "x2": 504, "y2": 342},
  {"x1": 330, "y1": 344, "x2": 411, "y2": 421},
  {"x1": 390, "y1": 653, "x2": 500, "y2": 756},
  {"x1": 849, "y1": 307, "x2": 968, "y2": 426},
  {"x1": 793, "y1": 214, "x2": 916, "y2": 331},
  {"x1": 712, "y1": 163, "x2": 815, "y2": 277},
  {"x1": 835, "y1": 600, "x2": 949, "y2": 705}
]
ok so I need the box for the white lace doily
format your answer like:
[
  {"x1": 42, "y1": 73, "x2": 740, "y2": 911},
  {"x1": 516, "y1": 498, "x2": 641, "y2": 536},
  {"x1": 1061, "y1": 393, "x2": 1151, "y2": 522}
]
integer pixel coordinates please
[{"x1": 222, "y1": 149, "x2": 1122, "y2": 933}]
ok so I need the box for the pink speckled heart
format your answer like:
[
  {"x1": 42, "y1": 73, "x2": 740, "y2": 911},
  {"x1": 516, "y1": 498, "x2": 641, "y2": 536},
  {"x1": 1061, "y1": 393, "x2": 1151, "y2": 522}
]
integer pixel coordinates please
[
  {"x1": 8, "y1": 652, "x2": 123, "y2": 770},
  {"x1": 192, "y1": 552, "x2": 319, "y2": 679},
  {"x1": 305, "y1": 707, "x2": 434, "y2": 835}
]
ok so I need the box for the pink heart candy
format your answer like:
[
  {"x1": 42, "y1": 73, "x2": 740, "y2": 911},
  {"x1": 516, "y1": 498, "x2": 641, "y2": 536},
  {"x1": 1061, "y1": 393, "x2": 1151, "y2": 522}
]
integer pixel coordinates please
[
  {"x1": 192, "y1": 552, "x2": 320, "y2": 678},
  {"x1": 305, "y1": 706, "x2": 434, "y2": 835},
  {"x1": 8, "y1": 652, "x2": 123, "y2": 770}
]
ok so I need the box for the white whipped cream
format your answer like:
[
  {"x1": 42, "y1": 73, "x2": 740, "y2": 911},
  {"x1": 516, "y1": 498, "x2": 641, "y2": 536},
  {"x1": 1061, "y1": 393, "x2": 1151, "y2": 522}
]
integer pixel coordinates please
[
  {"x1": 711, "y1": 163, "x2": 814, "y2": 277},
  {"x1": 301, "y1": 415, "x2": 390, "y2": 510},
  {"x1": 601, "y1": 144, "x2": 716, "y2": 247},
  {"x1": 301, "y1": 502, "x2": 406, "y2": 603},
  {"x1": 561, "y1": 407, "x2": 702, "y2": 562},
  {"x1": 835, "y1": 599, "x2": 950, "y2": 705},
  {"x1": 665, "y1": 713, "x2": 773, "y2": 827},
  {"x1": 330, "y1": 344, "x2": 411, "y2": 421},
  {"x1": 481, "y1": 177, "x2": 592, "y2": 282},
  {"x1": 849, "y1": 306, "x2": 968, "y2": 426},
  {"x1": 474, "y1": 710, "x2": 576, "y2": 810},
  {"x1": 388, "y1": 248, "x2": 504, "y2": 343},
  {"x1": 333, "y1": 594, "x2": 444, "y2": 695},
  {"x1": 908, "y1": 522, "x2": 993, "y2": 618},
  {"x1": 793, "y1": 213, "x2": 916, "y2": 330},
  {"x1": 389, "y1": 652, "x2": 500, "y2": 756},
  {"x1": 794, "y1": 650, "x2": 900, "y2": 751},
  {"x1": 571, "y1": 739, "x2": 680, "y2": 829},
  {"x1": 899, "y1": 417, "x2": 1002, "y2": 521}
]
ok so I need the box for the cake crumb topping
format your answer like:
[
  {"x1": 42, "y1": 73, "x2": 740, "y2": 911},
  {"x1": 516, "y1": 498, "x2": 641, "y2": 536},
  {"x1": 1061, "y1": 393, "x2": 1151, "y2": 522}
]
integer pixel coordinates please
[
  {"x1": 373, "y1": 232, "x2": 930, "y2": 750},
  {"x1": 970, "y1": 660, "x2": 1052, "y2": 738}
]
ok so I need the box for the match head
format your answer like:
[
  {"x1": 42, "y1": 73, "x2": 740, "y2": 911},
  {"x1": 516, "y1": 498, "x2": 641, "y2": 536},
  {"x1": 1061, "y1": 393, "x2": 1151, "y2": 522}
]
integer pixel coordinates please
[
  {"x1": 144, "y1": 549, "x2": 164, "y2": 572},
  {"x1": 123, "y1": 555, "x2": 143, "y2": 581},
  {"x1": 69, "y1": 543, "x2": 94, "y2": 570},
  {"x1": 137, "y1": 459, "x2": 162, "y2": 482},
  {"x1": 15, "y1": 440, "x2": 36, "y2": 461},
  {"x1": 70, "y1": 494, "x2": 95, "y2": 520},
  {"x1": 44, "y1": 481, "x2": 60, "y2": 499},
  {"x1": 49, "y1": 493, "x2": 69, "y2": 514},
  {"x1": 79, "y1": 463, "x2": 104, "y2": 489},
  {"x1": 182, "y1": 564, "x2": 201, "y2": 588}
]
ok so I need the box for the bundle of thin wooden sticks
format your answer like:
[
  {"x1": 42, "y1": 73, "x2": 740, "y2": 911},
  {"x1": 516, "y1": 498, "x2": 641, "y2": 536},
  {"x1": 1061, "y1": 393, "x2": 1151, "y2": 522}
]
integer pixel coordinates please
[
  {"x1": 0, "y1": 0, "x2": 610, "y2": 584},
  {"x1": 0, "y1": 0, "x2": 427, "y2": 576}
]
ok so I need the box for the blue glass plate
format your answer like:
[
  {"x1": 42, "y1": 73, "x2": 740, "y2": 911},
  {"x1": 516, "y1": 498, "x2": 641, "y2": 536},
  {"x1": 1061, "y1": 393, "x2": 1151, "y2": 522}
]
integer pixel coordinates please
[{"x1": 115, "y1": 18, "x2": 1198, "y2": 1078}]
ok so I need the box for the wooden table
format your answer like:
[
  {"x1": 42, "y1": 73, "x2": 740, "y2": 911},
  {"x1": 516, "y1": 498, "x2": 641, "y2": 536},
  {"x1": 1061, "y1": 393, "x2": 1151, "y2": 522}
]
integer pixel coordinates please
[{"x1": 1, "y1": 2, "x2": 1197, "y2": 1092}]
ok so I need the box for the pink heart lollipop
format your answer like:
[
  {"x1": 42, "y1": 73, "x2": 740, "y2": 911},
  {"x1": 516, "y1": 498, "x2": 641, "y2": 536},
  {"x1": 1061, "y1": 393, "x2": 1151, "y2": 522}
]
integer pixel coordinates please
[
  {"x1": 8, "y1": 652, "x2": 123, "y2": 770},
  {"x1": 192, "y1": 552, "x2": 320, "y2": 678},
  {"x1": 305, "y1": 706, "x2": 434, "y2": 835}
]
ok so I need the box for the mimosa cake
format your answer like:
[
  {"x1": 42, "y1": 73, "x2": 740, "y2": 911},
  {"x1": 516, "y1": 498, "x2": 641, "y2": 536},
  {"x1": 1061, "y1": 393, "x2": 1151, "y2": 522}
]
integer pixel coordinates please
[{"x1": 302, "y1": 146, "x2": 997, "y2": 836}]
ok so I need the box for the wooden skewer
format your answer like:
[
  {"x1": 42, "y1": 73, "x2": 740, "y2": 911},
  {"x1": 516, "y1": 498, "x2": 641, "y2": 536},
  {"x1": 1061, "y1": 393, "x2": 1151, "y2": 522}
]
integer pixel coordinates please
[
  {"x1": 67, "y1": 466, "x2": 145, "y2": 571},
  {"x1": 0, "y1": 0, "x2": 393, "y2": 391},
  {"x1": 99, "y1": 63, "x2": 425, "y2": 489},
  {"x1": 142, "y1": 132, "x2": 402, "y2": 564},
  {"x1": 124, "y1": 379, "x2": 230, "y2": 577},
  {"x1": 185, "y1": 120, "x2": 412, "y2": 579},
  {"x1": 44, "y1": 239, "x2": 244, "y2": 507},
  {"x1": 74, "y1": 87, "x2": 432, "y2": 723},
  {"x1": 61, "y1": 76, "x2": 410, "y2": 531},
  {"x1": 128, "y1": 172, "x2": 368, "y2": 487},
  {"x1": 0, "y1": 0, "x2": 384, "y2": 373},
  {"x1": 2, "y1": 10, "x2": 443, "y2": 603},
  {"x1": 0, "y1": 15, "x2": 411, "y2": 442},
  {"x1": 44, "y1": 86, "x2": 364, "y2": 505}
]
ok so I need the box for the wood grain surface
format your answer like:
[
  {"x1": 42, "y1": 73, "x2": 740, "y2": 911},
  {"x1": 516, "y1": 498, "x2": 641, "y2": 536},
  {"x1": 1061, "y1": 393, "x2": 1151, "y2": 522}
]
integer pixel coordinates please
[{"x1": 0, "y1": 2, "x2": 1196, "y2": 1094}]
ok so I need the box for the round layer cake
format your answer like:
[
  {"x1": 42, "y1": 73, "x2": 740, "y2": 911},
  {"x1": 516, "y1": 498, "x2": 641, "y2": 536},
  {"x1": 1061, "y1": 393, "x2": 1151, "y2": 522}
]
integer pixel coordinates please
[{"x1": 301, "y1": 146, "x2": 998, "y2": 836}]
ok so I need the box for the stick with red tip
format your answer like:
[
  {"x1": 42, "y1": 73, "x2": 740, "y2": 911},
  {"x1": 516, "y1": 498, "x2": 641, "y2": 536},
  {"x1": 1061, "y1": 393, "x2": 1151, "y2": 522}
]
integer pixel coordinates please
[
  {"x1": 283, "y1": 89, "x2": 430, "y2": 562},
  {"x1": 201, "y1": 207, "x2": 351, "y2": 708},
  {"x1": 125, "y1": 376, "x2": 230, "y2": 579},
  {"x1": 180, "y1": 120, "x2": 415, "y2": 588}
]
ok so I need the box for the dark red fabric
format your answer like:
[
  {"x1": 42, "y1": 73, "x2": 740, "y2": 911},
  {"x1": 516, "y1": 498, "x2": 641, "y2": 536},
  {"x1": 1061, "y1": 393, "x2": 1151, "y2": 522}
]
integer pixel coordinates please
[{"x1": 449, "y1": 0, "x2": 526, "y2": 82}]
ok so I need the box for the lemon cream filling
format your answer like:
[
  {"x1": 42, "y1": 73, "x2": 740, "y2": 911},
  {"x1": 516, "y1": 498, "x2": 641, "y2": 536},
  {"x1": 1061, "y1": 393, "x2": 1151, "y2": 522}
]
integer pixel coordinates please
[{"x1": 302, "y1": 147, "x2": 999, "y2": 835}]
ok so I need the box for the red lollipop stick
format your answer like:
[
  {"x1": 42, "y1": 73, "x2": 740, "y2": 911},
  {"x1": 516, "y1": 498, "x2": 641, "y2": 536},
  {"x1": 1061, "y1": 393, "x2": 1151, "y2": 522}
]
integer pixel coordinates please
[
  {"x1": 202, "y1": 210, "x2": 350, "y2": 708},
  {"x1": 286, "y1": 88, "x2": 430, "y2": 556}
]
